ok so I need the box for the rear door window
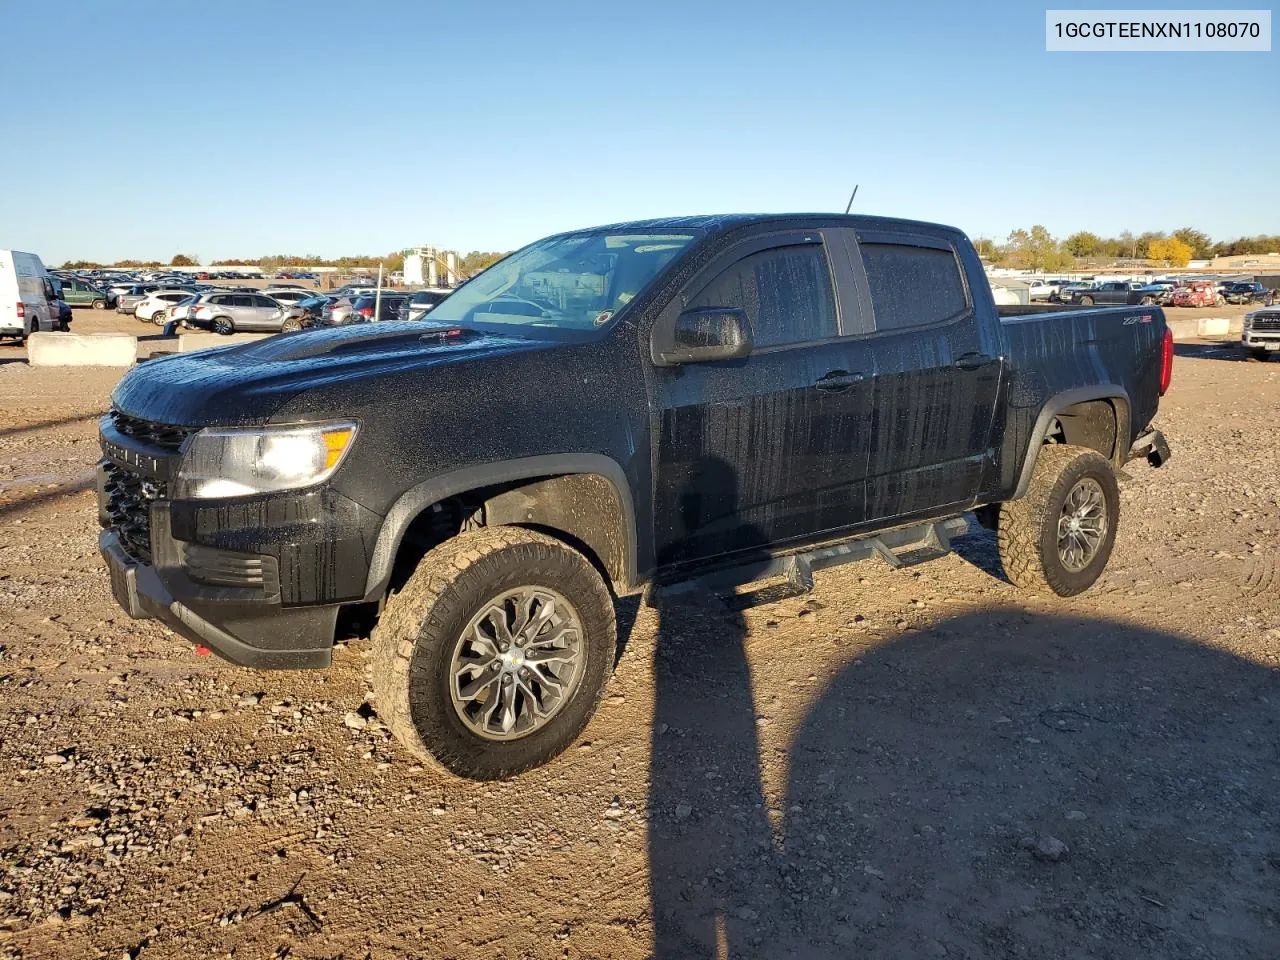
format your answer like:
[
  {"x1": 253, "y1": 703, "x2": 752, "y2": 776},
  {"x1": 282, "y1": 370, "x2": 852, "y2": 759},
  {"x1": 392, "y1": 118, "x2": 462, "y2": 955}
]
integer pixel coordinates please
[
  {"x1": 858, "y1": 242, "x2": 968, "y2": 332},
  {"x1": 687, "y1": 243, "x2": 838, "y2": 348}
]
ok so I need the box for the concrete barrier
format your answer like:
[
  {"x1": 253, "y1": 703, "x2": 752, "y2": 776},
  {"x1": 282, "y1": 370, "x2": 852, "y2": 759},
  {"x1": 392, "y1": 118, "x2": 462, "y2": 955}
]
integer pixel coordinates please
[
  {"x1": 1167, "y1": 316, "x2": 1242, "y2": 341},
  {"x1": 27, "y1": 332, "x2": 136, "y2": 367},
  {"x1": 178, "y1": 332, "x2": 271, "y2": 353}
]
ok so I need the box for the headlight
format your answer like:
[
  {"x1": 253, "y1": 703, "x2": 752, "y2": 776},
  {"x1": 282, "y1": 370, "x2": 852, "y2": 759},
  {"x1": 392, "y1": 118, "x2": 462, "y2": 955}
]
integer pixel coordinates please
[
  {"x1": 1243, "y1": 312, "x2": 1255, "y2": 330},
  {"x1": 175, "y1": 420, "x2": 358, "y2": 499}
]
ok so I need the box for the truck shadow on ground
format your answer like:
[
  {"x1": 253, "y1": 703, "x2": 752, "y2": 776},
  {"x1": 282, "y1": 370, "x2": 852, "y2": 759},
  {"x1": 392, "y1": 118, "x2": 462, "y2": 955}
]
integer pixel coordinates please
[
  {"x1": 1173, "y1": 342, "x2": 1273, "y2": 364},
  {"x1": 647, "y1": 603, "x2": 1280, "y2": 959}
]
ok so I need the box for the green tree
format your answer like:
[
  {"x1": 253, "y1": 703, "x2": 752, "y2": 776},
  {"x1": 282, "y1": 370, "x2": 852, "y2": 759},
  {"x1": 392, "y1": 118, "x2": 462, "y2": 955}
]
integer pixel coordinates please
[
  {"x1": 1001, "y1": 225, "x2": 1067, "y2": 271},
  {"x1": 1064, "y1": 231, "x2": 1101, "y2": 258},
  {"x1": 1171, "y1": 227, "x2": 1212, "y2": 260}
]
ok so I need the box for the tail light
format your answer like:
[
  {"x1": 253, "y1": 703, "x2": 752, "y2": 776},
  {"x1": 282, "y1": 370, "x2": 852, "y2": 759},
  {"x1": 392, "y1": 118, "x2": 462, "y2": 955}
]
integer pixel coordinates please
[
  {"x1": 15, "y1": 302, "x2": 24, "y2": 319},
  {"x1": 1158, "y1": 327, "x2": 1173, "y2": 396},
  {"x1": 357, "y1": 306, "x2": 373, "y2": 317}
]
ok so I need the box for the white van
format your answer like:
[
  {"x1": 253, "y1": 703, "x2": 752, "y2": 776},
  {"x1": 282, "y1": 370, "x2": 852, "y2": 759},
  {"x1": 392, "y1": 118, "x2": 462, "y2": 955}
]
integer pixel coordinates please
[{"x1": 1, "y1": 249, "x2": 58, "y2": 340}]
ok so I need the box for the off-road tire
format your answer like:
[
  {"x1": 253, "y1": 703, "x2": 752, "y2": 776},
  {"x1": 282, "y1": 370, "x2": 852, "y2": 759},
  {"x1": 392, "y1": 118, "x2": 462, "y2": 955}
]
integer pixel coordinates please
[
  {"x1": 997, "y1": 444, "x2": 1119, "y2": 597},
  {"x1": 211, "y1": 317, "x2": 234, "y2": 335},
  {"x1": 371, "y1": 527, "x2": 616, "y2": 780}
]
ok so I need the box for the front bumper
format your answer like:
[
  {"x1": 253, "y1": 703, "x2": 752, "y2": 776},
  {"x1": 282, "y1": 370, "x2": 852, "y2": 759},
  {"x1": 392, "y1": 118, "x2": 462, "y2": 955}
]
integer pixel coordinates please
[
  {"x1": 1242, "y1": 331, "x2": 1280, "y2": 350},
  {"x1": 97, "y1": 417, "x2": 384, "y2": 669},
  {"x1": 101, "y1": 531, "x2": 337, "y2": 669}
]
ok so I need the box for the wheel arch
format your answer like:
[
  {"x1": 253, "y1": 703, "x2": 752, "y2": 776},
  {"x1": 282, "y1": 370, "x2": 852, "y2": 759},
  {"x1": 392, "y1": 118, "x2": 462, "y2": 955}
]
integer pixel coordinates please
[
  {"x1": 363, "y1": 454, "x2": 639, "y2": 601},
  {"x1": 1013, "y1": 386, "x2": 1130, "y2": 499}
]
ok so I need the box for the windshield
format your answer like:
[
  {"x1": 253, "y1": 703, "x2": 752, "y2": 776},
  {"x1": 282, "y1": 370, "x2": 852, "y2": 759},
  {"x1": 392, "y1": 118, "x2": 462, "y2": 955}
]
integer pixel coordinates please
[{"x1": 426, "y1": 231, "x2": 698, "y2": 332}]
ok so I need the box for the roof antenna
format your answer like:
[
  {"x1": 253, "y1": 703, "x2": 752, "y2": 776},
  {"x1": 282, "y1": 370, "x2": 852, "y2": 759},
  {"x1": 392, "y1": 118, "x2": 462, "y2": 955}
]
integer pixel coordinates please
[{"x1": 843, "y1": 184, "x2": 859, "y2": 215}]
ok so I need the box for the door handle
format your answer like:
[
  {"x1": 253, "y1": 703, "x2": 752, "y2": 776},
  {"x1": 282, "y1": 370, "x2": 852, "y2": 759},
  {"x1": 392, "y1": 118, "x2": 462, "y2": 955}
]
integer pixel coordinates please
[
  {"x1": 815, "y1": 370, "x2": 865, "y2": 391},
  {"x1": 953, "y1": 352, "x2": 993, "y2": 371}
]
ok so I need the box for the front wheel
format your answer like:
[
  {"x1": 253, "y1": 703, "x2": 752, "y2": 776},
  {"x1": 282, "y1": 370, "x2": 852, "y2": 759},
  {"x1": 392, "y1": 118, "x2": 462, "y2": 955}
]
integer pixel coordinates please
[
  {"x1": 1080, "y1": 295, "x2": 1095, "y2": 306},
  {"x1": 1248, "y1": 347, "x2": 1272, "y2": 361},
  {"x1": 1215, "y1": 295, "x2": 1226, "y2": 306},
  {"x1": 997, "y1": 444, "x2": 1120, "y2": 597},
  {"x1": 371, "y1": 527, "x2": 617, "y2": 780},
  {"x1": 211, "y1": 317, "x2": 234, "y2": 335},
  {"x1": 91, "y1": 299, "x2": 106, "y2": 310},
  {"x1": 1140, "y1": 295, "x2": 1156, "y2": 305},
  {"x1": 280, "y1": 316, "x2": 302, "y2": 333}
]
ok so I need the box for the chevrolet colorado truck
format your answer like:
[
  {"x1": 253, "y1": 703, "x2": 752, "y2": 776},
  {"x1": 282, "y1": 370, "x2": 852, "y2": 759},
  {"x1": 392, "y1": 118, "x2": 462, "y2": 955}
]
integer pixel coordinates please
[{"x1": 98, "y1": 214, "x2": 1173, "y2": 779}]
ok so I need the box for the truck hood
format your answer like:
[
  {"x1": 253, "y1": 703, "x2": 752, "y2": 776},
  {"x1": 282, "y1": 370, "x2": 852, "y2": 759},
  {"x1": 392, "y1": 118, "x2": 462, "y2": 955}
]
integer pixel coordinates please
[{"x1": 111, "y1": 322, "x2": 555, "y2": 427}]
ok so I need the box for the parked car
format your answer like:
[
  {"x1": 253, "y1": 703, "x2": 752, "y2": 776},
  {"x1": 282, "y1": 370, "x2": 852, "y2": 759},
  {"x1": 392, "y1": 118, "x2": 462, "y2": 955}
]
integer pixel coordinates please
[
  {"x1": 320, "y1": 292, "x2": 386, "y2": 326},
  {"x1": 262, "y1": 287, "x2": 316, "y2": 305},
  {"x1": 1223, "y1": 282, "x2": 1267, "y2": 305},
  {"x1": 1058, "y1": 281, "x2": 1096, "y2": 302},
  {"x1": 59, "y1": 277, "x2": 113, "y2": 309},
  {"x1": 163, "y1": 295, "x2": 201, "y2": 327},
  {"x1": 116, "y1": 284, "x2": 163, "y2": 314},
  {"x1": 98, "y1": 212, "x2": 1173, "y2": 779},
  {"x1": 349, "y1": 293, "x2": 411, "y2": 323},
  {"x1": 398, "y1": 287, "x2": 452, "y2": 321},
  {"x1": 1024, "y1": 278, "x2": 1062, "y2": 301},
  {"x1": 0, "y1": 249, "x2": 58, "y2": 339},
  {"x1": 1242, "y1": 307, "x2": 1280, "y2": 360},
  {"x1": 1171, "y1": 281, "x2": 1224, "y2": 308},
  {"x1": 293, "y1": 294, "x2": 336, "y2": 327},
  {"x1": 185, "y1": 291, "x2": 301, "y2": 334},
  {"x1": 1069, "y1": 281, "x2": 1161, "y2": 306},
  {"x1": 135, "y1": 289, "x2": 200, "y2": 323}
]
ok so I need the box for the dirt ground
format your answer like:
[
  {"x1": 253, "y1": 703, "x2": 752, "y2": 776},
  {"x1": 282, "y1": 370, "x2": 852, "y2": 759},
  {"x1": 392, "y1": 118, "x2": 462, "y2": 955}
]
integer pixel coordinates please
[{"x1": 0, "y1": 334, "x2": 1277, "y2": 960}]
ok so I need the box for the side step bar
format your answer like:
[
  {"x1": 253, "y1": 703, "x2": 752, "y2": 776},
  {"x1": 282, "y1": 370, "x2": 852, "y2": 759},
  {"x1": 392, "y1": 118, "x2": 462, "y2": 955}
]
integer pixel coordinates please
[{"x1": 691, "y1": 515, "x2": 971, "y2": 598}]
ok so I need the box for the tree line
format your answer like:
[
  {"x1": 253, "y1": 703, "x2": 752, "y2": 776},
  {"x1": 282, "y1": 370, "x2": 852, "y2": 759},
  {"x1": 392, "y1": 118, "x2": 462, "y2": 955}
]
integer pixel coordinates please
[
  {"x1": 59, "y1": 250, "x2": 510, "y2": 277},
  {"x1": 975, "y1": 226, "x2": 1280, "y2": 271}
]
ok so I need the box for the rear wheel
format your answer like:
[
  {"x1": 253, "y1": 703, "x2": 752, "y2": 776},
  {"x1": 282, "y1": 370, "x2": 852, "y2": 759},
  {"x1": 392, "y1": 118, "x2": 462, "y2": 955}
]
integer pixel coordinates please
[
  {"x1": 211, "y1": 317, "x2": 234, "y2": 335},
  {"x1": 1080, "y1": 295, "x2": 1095, "y2": 306},
  {"x1": 371, "y1": 527, "x2": 616, "y2": 780},
  {"x1": 997, "y1": 444, "x2": 1119, "y2": 597}
]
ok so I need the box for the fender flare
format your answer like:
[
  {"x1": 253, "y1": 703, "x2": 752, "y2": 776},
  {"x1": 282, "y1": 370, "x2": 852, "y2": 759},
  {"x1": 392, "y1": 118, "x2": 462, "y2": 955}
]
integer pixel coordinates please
[
  {"x1": 362, "y1": 453, "x2": 639, "y2": 600},
  {"x1": 1013, "y1": 385, "x2": 1131, "y2": 499}
]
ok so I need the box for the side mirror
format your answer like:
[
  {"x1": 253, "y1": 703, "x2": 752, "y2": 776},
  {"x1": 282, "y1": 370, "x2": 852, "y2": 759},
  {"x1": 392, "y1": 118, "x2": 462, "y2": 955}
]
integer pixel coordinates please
[{"x1": 655, "y1": 307, "x2": 752, "y2": 365}]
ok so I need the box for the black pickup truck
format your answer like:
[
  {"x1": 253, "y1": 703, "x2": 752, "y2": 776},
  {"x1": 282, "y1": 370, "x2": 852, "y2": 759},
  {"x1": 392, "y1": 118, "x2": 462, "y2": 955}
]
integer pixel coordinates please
[{"x1": 98, "y1": 214, "x2": 1172, "y2": 779}]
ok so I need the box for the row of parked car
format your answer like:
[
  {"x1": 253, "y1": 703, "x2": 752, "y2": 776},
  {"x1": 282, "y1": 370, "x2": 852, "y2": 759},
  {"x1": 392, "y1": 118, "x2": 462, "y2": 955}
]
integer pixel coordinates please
[
  {"x1": 1018, "y1": 276, "x2": 1274, "y2": 308},
  {"x1": 42, "y1": 267, "x2": 460, "y2": 335}
]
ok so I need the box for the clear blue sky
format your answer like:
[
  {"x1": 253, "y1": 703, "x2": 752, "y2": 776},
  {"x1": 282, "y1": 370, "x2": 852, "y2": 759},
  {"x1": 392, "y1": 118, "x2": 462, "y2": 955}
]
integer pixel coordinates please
[{"x1": 1, "y1": 0, "x2": 1274, "y2": 264}]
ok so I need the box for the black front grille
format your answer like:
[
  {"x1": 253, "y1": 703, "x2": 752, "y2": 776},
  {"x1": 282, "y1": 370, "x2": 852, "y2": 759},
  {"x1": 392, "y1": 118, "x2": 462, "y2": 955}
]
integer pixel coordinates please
[
  {"x1": 109, "y1": 410, "x2": 194, "y2": 451},
  {"x1": 1252, "y1": 316, "x2": 1280, "y2": 332},
  {"x1": 103, "y1": 462, "x2": 164, "y2": 563}
]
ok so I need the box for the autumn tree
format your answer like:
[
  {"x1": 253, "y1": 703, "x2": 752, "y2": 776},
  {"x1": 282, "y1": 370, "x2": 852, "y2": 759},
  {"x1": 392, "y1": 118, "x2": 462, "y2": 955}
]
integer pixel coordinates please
[
  {"x1": 170, "y1": 254, "x2": 199, "y2": 266},
  {"x1": 1147, "y1": 237, "x2": 1193, "y2": 267}
]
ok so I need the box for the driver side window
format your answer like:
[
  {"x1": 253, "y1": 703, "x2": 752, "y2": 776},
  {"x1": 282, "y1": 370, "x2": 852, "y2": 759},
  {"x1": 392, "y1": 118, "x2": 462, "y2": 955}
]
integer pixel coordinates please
[{"x1": 687, "y1": 244, "x2": 837, "y2": 348}]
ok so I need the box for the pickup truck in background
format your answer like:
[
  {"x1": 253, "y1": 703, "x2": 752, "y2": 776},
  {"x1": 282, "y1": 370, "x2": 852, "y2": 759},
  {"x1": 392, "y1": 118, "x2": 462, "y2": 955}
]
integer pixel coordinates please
[
  {"x1": 1069, "y1": 280, "x2": 1165, "y2": 306},
  {"x1": 97, "y1": 214, "x2": 1173, "y2": 779}
]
